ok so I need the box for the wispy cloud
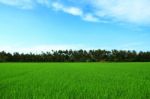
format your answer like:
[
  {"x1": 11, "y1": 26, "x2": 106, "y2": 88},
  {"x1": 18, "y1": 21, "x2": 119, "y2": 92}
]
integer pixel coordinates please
[
  {"x1": 52, "y1": 2, "x2": 83, "y2": 16},
  {"x1": 52, "y1": 2, "x2": 99, "y2": 22},
  {"x1": 0, "y1": 0, "x2": 50, "y2": 9},
  {"x1": 51, "y1": 0, "x2": 150, "y2": 24},
  {"x1": 82, "y1": 13, "x2": 100, "y2": 23},
  {"x1": 0, "y1": 0, "x2": 35, "y2": 9},
  {"x1": 1, "y1": 0, "x2": 150, "y2": 24},
  {"x1": 0, "y1": 0, "x2": 99, "y2": 22},
  {"x1": 90, "y1": 0, "x2": 150, "y2": 24}
]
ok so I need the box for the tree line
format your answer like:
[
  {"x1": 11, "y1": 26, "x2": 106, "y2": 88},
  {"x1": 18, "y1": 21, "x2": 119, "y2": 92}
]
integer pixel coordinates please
[{"x1": 0, "y1": 49, "x2": 150, "y2": 62}]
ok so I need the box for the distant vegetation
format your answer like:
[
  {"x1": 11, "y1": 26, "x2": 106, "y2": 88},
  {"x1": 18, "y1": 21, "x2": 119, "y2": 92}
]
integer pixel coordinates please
[{"x1": 0, "y1": 49, "x2": 150, "y2": 62}]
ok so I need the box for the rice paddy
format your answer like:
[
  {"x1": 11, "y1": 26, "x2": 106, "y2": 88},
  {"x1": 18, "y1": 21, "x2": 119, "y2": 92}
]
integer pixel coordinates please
[{"x1": 0, "y1": 63, "x2": 150, "y2": 99}]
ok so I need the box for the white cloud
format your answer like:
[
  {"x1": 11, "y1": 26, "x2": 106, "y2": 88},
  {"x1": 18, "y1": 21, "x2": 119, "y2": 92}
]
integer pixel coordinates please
[
  {"x1": 65, "y1": 7, "x2": 83, "y2": 16},
  {"x1": 0, "y1": 0, "x2": 50, "y2": 9},
  {"x1": 82, "y1": 13, "x2": 99, "y2": 22},
  {"x1": 119, "y1": 42, "x2": 144, "y2": 51},
  {"x1": 52, "y1": 2, "x2": 100, "y2": 22},
  {"x1": 0, "y1": 0, "x2": 35, "y2": 9},
  {"x1": 90, "y1": 0, "x2": 150, "y2": 24},
  {"x1": 52, "y1": 2, "x2": 83, "y2": 16},
  {"x1": 1, "y1": 0, "x2": 150, "y2": 24},
  {"x1": 0, "y1": 44, "x2": 89, "y2": 53},
  {"x1": 51, "y1": 0, "x2": 150, "y2": 24}
]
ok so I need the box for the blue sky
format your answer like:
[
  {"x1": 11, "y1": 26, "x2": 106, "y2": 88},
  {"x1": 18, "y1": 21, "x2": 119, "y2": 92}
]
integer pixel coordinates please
[{"x1": 0, "y1": 0, "x2": 150, "y2": 53}]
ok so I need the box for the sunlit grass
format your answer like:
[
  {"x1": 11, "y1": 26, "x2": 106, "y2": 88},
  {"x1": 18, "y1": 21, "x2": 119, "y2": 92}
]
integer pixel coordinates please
[{"x1": 0, "y1": 63, "x2": 150, "y2": 99}]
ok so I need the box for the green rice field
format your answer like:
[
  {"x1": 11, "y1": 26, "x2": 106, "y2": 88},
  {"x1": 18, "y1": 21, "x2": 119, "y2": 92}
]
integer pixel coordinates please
[{"x1": 0, "y1": 63, "x2": 150, "y2": 99}]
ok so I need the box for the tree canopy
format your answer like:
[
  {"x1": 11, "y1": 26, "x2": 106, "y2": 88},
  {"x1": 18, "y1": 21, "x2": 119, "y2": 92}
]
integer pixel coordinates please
[{"x1": 0, "y1": 49, "x2": 150, "y2": 62}]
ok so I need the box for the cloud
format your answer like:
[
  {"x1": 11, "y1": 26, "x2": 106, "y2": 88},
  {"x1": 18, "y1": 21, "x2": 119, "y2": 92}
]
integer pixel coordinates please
[
  {"x1": 90, "y1": 0, "x2": 150, "y2": 24},
  {"x1": 0, "y1": 44, "x2": 90, "y2": 53},
  {"x1": 82, "y1": 13, "x2": 99, "y2": 22},
  {"x1": 52, "y1": 2, "x2": 83, "y2": 16},
  {"x1": 1, "y1": 0, "x2": 150, "y2": 24},
  {"x1": 52, "y1": 2, "x2": 99, "y2": 22},
  {"x1": 0, "y1": 0, "x2": 50, "y2": 9},
  {"x1": 51, "y1": 0, "x2": 150, "y2": 24},
  {"x1": 0, "y1": 0, "x2": 100, "y2": 22},
  {"x1": 115, "y1": 42, "x2": 143, "y2": 51},
  {"x1": 0, "y1": 0, "x2": 35, "y2": 9}
]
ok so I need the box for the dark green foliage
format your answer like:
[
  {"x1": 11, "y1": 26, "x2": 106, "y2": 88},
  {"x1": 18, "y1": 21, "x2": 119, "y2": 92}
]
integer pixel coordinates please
[{"x1": 0, "y1": 49, "x2": 150, "y2": 62}]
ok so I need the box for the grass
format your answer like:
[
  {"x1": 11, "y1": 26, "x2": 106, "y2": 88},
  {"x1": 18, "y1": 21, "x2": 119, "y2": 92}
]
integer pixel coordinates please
[{"x1": 0, "y1": 63, "x2": 150, "y2": 99}]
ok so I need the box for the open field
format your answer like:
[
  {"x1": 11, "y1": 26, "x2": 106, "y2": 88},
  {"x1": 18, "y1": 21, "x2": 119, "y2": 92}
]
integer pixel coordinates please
[{"x1": 0, "y1": 63, "x2": 150, "y2": 99}]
